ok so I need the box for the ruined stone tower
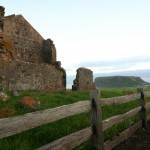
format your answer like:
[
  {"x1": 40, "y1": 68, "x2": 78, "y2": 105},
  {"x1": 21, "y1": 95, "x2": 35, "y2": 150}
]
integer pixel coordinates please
[
  {"x1": 72, "y1": 67, "x2": 95, "y2": 90},
  {"x1": 43, "y1": 39, "x2": 56, "y2": 64},
  {"x1": 0, "y1": 7, "x2": 66, "y2": 91}
]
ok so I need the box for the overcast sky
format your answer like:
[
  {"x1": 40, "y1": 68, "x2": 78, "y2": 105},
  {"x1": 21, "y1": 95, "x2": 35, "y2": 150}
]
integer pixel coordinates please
[{"x1": 1, "y1": 0, "x2": 150, "y2": 85}]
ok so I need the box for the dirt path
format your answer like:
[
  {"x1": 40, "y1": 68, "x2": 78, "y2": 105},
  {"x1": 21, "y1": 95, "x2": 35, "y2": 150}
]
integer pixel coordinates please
[{"x1": 113, "y1": 121, "x2": 150, "y2": 150}]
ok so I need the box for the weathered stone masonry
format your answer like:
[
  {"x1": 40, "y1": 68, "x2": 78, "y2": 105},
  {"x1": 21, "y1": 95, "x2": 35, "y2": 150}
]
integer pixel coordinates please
[
  {"x1": 72, "y1": 67, "x2": 95, "y2": 90},
  {"x1": 0, "y1": 7, "x2": 66, "y2": 91},
  {"x1": 0, "y1": 6, "x2": 5, "y2": 52}
]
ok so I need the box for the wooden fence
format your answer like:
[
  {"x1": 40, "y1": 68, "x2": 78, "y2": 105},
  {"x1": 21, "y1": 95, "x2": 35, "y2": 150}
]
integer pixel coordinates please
[
  {"x1": 0, "y1": 90, "x2": 150, "y2": 150},
  {"x1": 90, "y1": 88, "x2": 149, "y2": 150}
]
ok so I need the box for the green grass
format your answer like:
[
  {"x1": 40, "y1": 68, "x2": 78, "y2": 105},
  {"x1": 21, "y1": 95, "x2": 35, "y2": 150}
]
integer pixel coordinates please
[
  {"x1": 100, "y1": 88, "x2": 137, "y2": 98},
  {"x1": 102, "y1": 100, "x2": 140, "y2": 119},
  {"x1": 0, "y1": 90, "x2": 90, "y2": 116},
  {"x1": 0, "y1": 88, "x2": 149, "y2": 150},
  {"x1": 0, "y1": 88, "x2": 138, "y2": 116}
]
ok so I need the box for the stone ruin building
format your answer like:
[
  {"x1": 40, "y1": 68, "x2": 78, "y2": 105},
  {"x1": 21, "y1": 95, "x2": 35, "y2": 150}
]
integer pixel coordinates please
[
  {"x1": 72, "y1": 67, "x2": 95, "y2": 90},
  {"x1": 0, "y1": 6, "x2": 66, "y2": 91}
]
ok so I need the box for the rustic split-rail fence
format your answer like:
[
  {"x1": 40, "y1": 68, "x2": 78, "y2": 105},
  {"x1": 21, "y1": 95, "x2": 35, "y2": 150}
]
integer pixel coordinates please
[{"x1": 0, "y1": 89, "x2": 150, "y2": 150}]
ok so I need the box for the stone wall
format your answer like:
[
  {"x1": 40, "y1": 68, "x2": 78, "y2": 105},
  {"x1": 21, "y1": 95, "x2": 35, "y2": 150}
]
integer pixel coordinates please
[
  {"x1": 2, "y1": 14, "x2": 57, "y2": 64},
  {"x1": 0, "y1": 61, "x2": 66, "y2": 91},
  {"x1": 72, "y1": 67, "x2": 95, "y2": 90},
  {"x1": 0, "y1": 7, "x2": 66, "y2": 91},
  {"x1": 3, "y1": 15, "x2": 44, "y2": 63}
]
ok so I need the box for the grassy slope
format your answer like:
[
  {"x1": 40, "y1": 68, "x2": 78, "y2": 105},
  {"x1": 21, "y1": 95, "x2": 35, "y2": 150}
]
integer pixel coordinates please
[{"x1": 0, "y1": 88, "x2": 149, "y2": 150}]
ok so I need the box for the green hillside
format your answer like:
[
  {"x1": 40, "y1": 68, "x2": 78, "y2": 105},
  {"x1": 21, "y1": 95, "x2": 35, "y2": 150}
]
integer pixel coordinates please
[{"x1": 95, "y1": 76, "x2": 150, "y2": 88}]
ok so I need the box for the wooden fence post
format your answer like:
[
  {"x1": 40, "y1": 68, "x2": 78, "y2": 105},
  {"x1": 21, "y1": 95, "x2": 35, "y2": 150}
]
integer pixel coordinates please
[
  {"x1": 139, "y1": 88, "x2": 146, "y2": 129},
  {"x1": 90, "y1": 90, "x2": 104, "y2": 150}
]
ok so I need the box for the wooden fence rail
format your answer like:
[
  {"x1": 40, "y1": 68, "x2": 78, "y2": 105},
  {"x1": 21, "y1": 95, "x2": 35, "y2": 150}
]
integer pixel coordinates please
[
  {"x1": 0, "y1": 90, "x2": 150, "y2": 149},
  {"x1": 0, "y1": 101, "x2": 90, "y2": 139},
  {"x1": 101, "y1": 93, "x2": 140, "y2": 106},
  {"x1": 102, "y1": 106, "x2": 141, "y2": 131},
  {"x1": 104, "y1": 120, "x2": 142, "y2": 150}
]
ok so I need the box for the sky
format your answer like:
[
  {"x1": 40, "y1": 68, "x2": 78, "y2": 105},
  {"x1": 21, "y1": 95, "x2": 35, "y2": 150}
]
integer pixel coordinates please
[{"x1": 1, "y1": 0, "x2": 150, "y2": 86}]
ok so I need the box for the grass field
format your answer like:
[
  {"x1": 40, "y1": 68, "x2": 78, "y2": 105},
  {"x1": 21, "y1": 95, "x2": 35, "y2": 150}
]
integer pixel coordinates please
[
  {"x1": 0, "y1": 88, "x2": 137, "y2": 116},
  {"x1": 0, "y1": 88, "x2": 149, "y2": 150}
]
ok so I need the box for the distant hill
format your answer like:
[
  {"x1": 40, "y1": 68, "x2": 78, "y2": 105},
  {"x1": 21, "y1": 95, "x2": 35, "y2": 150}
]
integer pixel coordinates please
[
  {"x1": 95, "y1": 76, "x2": 150, "y2": 88},
  {"x1": 94, "y1": 69, "x2": 150, "y2": 83}
]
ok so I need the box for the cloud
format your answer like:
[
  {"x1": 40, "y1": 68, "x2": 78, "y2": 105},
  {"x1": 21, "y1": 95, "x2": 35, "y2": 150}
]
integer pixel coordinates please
[
  {"x1": 78, "y1": 55, "x2": 150, "y2": 67},
  {"x1": 65, "y1": 55, "x2": 150, "y2": 77},
  {"x1": 74, "y1": 56, "x2": 150, "y2": 73}
]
